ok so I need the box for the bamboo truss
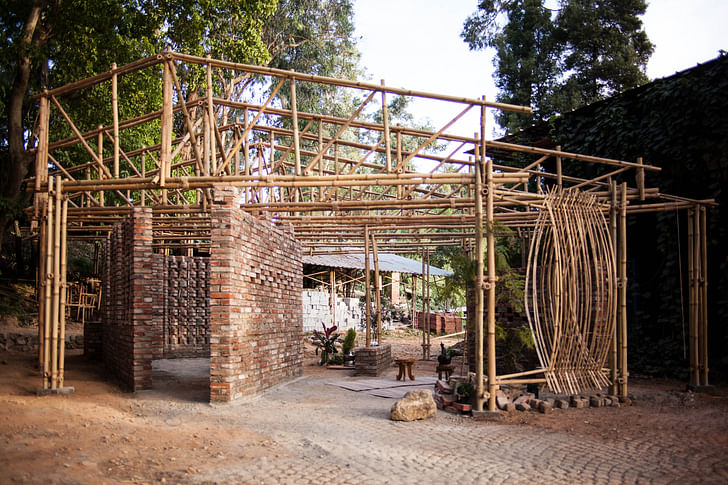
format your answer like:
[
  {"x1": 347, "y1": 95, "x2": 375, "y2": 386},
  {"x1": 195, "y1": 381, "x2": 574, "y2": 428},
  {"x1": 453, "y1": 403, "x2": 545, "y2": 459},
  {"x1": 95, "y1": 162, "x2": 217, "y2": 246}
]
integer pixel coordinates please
[{"x1": 27, "y1": 51, "x2": 715, "y2": 404}]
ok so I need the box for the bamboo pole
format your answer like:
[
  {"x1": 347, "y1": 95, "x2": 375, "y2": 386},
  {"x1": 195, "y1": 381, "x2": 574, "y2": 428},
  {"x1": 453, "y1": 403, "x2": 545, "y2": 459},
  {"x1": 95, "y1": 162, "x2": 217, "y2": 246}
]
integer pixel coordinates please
[
  {"x1": 608, "y1": 180, "x2": 618, "y2": 395},
  {"x1": 420, "y1": 247, "x2": 427, "y2": 359},
  {"x1": 111, "y1": 62, "x2": 119, "y2": 177},
  {"x1": 425, "y1": 247, "x2": 431, "y2": 358},
  {"x1": 618, "y1": 182, "x2": 628, "y2": 397},
  {"x1": 58, "y1": 190, "x2": 68, "y2": 387},
  {"x1": 412, "y1": 274, "x2": 417, "y2": 337},
  {"x1": 474, "y1": 136, "x2": 485, "y2": 412},
  {"x1": 161, "y1": 60, "x2": 173, "y2": 203},
  {"x1": 700, "y1": 205, "x2": 710, "y2": 386},
  {"x1": 290, "y1": 75, "x2": 302, "y2": 186},
  {"x1": 484, "y1": 119, "x2": 498, "y2": 412},
  {"x1": 330, "y1": 269, "x2": 336, "y2": 329},
  {"x1": 695, "y1": 205, "x2": 706, "y2": 386},
  {"x1": 42, "y1": 178, "x2": 54, "y2": 388},
  {"x1": 372, "y1": 233, "x2": 382, "y2": 344},
  {"x1": 381, "y1": 80, "x2": 392, "y2": 174},
  {"x1": 364, "y1": 226, "x2": 371, "y2": 347},
  {"x1": 37, "y1": 200, "x2": 47, "y2": 369},
  {"x1": 97, "y1": 126, "x2": 105, "y2": 206},
  {"x1": 556, "y1": 145, "x2": 562, "y2": 188},
  {"x1": 206, "y1": 58, "x2": 216, "y2": 174},
  {"x1": 50, "y1": 177, "x2": 62, "y2": 389},
  {"x1": 688, "y1": 206, "x2": 700, "y2": 387}
]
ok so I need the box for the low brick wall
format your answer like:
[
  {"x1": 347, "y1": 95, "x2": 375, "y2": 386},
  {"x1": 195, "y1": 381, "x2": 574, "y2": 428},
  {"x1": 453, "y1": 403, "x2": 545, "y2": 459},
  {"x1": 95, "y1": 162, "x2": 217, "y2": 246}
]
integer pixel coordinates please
[
  {"x1": 354, "y1": 344, "x2": 392, "y2": 376},
  {"x1": 415, "y1": 313, "x2": 464, "y2": 335}
]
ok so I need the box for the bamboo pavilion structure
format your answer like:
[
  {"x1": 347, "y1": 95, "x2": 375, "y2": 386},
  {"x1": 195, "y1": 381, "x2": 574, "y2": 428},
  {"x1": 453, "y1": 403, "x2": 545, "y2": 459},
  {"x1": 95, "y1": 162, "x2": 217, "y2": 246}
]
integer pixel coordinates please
[{"x1": 27, "y1": 50, "x2": 714, "y2": 411}]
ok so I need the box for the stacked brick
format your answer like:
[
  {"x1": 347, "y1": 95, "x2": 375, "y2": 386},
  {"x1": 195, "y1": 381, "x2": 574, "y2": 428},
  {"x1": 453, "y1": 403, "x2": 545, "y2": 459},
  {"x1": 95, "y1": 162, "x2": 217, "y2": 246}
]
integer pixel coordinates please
[
  {"x1": 209, "y1": 186, "x2": 303, "y2": 402},
  {"x1": 159, "y1": 255, "x2": 210, "y2": 359},
  {"x1": 301, "y1": 290, "x2": 362, "y2": 332},
  {"x1": 415, "y1": 312, "x2": 464, "y2": 335},
  {"x1": 354, "y1": 344, "x2": 392, "y2": 376},
  {"x1": 101, "y1": 207, "x2": 159, "y2": 391}
]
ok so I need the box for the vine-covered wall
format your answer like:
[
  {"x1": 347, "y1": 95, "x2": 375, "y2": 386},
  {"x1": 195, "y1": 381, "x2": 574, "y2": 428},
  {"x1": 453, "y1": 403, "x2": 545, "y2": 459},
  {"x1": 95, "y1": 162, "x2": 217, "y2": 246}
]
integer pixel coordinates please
[{"x1": 548, "y1": 54, "x2": 728, "y2": 381}]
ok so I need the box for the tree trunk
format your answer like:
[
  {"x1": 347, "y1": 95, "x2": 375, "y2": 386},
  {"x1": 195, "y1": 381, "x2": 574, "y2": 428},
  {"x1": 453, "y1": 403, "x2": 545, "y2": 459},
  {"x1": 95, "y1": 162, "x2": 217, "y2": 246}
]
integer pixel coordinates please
[{"x1": 1, "y1": 1, "x2": 45, "y2": 254}]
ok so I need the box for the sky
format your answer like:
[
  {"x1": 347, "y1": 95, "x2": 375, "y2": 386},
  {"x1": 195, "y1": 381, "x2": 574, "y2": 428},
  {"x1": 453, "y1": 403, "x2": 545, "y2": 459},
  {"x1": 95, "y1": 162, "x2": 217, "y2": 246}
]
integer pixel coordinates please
[{"x1": 352, "y1": 0, "x2": 727, "y2": 139}]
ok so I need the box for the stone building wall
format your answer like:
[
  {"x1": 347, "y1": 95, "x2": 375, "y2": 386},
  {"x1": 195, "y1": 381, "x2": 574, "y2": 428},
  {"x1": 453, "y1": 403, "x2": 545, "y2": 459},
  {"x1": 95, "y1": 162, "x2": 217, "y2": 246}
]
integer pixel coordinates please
[{"x1": 301, "y1": 290, "x2": 362, "y2": 332}]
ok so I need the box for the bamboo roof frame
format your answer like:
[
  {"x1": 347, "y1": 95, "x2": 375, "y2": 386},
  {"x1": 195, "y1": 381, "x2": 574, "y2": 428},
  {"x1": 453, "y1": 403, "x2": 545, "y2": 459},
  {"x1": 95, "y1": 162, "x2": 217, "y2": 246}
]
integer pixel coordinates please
[{"x1": 27, "y1": 51, "x2": 714, "y2": 406}]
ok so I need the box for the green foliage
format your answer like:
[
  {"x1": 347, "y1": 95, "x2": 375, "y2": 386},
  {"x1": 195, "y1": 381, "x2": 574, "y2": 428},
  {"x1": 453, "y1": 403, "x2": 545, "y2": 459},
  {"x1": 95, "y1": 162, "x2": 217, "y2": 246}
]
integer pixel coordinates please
[
  {"x1": 462, "y1": 0, "x2": 653, "y2": 133},
  {"x1": 341, "y1": 327, "x2": 356, "y2": 355},
  {"x1": 311, "y1": 321, "x2": 340, "y2": 365}
]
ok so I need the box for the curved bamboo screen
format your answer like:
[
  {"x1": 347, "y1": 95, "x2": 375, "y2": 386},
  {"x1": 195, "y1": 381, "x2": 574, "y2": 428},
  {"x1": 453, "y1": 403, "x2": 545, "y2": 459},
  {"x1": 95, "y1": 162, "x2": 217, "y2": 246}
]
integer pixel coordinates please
[{"x1": 525, "y1": 188, "x2": 617, "y2": 394}]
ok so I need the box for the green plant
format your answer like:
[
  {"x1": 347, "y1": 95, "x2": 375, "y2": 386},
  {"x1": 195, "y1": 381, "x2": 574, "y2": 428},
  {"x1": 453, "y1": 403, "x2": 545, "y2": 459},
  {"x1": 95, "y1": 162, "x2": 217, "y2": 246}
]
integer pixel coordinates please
[
  {"x1": 311, "y1": 321, "x2": 340, "y2": 366},
  {"x1": 342, "y1": 328, "x2": 357, "y2": 355},
  {"x1": 456, "y1": 382, "x2": 474, "y2": 404}
]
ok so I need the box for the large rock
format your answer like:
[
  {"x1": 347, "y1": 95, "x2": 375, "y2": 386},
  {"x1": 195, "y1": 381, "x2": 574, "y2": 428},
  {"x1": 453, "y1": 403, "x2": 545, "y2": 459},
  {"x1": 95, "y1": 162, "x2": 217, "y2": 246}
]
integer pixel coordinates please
[{"x1": 390, "y1": 390, "x2": 437, "y2": 422}]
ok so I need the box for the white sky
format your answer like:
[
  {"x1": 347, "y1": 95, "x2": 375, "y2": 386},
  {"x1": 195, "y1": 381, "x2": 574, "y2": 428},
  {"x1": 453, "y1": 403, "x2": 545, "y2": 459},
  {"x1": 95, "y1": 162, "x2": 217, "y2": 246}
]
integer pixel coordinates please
[{"x1": 353, "y1": 0, "x2": 727, "y2": 139}]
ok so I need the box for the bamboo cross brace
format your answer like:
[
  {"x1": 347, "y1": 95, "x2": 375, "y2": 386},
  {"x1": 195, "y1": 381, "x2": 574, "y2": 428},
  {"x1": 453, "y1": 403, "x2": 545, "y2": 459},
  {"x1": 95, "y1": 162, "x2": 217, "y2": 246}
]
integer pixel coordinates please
[
  {"x1": 394, "y1": 103, "x2": 474, "y2": 173},
  {"x1": 218, "y1": 78, "x2": 286, "y2": 175},
  {"x1": 50, "y1": 96, "x2": 112, "y2": 179},
  {"x1": 304, "y1": 90, "x2": 377, "y2": 175},
  {"x1": 165, "y1": 60, "x2": 205, "y2": 174}
]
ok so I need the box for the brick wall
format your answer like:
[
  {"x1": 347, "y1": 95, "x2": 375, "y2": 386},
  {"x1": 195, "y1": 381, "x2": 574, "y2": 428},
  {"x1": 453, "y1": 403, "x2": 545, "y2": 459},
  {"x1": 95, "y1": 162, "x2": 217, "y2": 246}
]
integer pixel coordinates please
[
  {"x1": 209, "y1": 186, "x2": 303, "y2": 402},
  {"x1": 354, "y1": 344, "x2": 392, "y2": 376},
  {"x1": 415, "y1": 312, "x2": 464, "y2": 335},
  {"x1": 101, "y1": 207, "x2": 159, "y2": 391}
]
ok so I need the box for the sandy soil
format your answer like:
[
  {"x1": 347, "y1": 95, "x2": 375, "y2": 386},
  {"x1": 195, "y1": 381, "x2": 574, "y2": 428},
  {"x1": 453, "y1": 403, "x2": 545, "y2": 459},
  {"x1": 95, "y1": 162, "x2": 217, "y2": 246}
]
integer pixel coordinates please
[{"x1": 1, "y1": 330, "x2": 727, "y2": 484}]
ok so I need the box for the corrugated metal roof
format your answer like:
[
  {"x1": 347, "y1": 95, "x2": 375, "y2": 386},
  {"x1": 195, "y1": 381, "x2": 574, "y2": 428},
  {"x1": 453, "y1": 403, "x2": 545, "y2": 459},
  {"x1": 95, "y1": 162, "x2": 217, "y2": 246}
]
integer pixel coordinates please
[{"x1": 302, "y1": 252, "x2": 453, "y2": 277}]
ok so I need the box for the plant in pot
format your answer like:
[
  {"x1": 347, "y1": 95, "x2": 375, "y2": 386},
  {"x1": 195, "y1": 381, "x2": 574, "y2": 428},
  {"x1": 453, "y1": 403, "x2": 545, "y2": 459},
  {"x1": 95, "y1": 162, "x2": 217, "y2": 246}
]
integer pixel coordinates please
[
  {"x1": 341, "y1": 328, "x2": 357, "y2": 367},
  {"x1": 312, "y1": 321, "x2": 339, "y2": 366}
]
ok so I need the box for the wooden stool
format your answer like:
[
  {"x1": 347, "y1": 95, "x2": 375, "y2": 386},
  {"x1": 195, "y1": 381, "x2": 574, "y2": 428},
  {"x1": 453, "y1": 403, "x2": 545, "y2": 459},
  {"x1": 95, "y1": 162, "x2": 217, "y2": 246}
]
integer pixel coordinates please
[
  {"x1": 394, "y1": 359, "x2": 415, "y2": 381},
  {"x1": 437, "y1": 364, "x2": 455, "y2": 380}
]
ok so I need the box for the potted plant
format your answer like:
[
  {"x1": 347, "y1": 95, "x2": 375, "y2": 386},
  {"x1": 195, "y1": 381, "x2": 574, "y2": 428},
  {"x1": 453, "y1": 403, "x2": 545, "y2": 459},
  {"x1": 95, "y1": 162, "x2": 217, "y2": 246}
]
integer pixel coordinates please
[
  {"x1": 311, "y1": 321, "x2": 339, "y2": 366},
  {"x1": 341, "y1": 328, "x2": 357, "y2": 367}
]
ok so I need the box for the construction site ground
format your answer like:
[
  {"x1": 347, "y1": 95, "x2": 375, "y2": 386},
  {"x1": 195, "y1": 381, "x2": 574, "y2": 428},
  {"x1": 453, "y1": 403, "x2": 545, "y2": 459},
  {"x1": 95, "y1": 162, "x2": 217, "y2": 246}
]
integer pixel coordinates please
[{"x1": 1, "y1": 329, "x2": 727, "y2": 484}]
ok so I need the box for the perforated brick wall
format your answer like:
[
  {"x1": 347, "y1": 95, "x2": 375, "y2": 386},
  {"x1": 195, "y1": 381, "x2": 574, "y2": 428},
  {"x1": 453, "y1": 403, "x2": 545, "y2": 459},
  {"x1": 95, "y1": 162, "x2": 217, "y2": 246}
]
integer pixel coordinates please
[{"x1": 208, "y1": 186, "x2": 303, "y2": 402}]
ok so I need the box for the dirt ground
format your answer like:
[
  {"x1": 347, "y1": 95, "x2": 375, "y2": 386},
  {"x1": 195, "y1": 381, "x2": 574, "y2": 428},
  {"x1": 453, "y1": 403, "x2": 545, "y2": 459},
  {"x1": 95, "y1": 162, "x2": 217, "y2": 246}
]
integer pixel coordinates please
[{"x1": 1, "y1": 329, "x2": 727, "y2": 484}]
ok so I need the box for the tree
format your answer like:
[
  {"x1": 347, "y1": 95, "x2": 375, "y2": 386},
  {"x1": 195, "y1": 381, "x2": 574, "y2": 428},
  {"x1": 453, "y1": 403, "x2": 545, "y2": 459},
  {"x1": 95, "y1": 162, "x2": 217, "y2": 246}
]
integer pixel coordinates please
[
  {"x1": 462, "y1": 0, "x2": 559, "y2": 133},
  {"x1": 0, "y1": 0, "x2": 276, "y2": 254},
  {"x1": 462, "y1": 0, "x2": 654, "y2": 133}
]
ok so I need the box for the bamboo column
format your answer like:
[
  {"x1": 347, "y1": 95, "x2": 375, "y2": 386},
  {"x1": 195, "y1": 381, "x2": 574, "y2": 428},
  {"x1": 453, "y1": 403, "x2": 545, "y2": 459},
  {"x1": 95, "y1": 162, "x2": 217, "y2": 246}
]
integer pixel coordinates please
[
  {"x1": 618, "y1": 182, "x2": 628, "y2": 398},
  {"x1": 111, "y1": 62, "x2": 119, "y2": 178},
  {"x1": 372, "y1": 233, "x2": 382, "y2": 344},
  {"x1": 329, "y1": 269, "x2": 336, "y2": 328},
  {"x1": 290, "y1": 75, "x2": 302, "y2": 203},
  {"x1": 97, "y1": 125, "x2": 105, "y2": 206},
  {"x1": 608, "y1": 180, "x2": 618, "y2": 395},
  {"x1": 699, "y1": 205, "x2": 709, "y2": 386},
  {"x1": 421, "y1": 247, "x2": 427, "y2": 359},
  {"x1": 161, "y1": 59, "x2": 173, "y2": 204},
  {"x1": 473, "y1": 135, "x2": 485, "y2": 412},
  {"x1": 364, "y1": 225, "x2": 371, "y2": 346},
  {"x1": 687, "y1": 207, "x2": 699, "y2": 387},
  {"x1": 694, "y1": 205, "x2": 705, "y2": 385},
  {"x1": 485, "y1": 125, "x2": 498, "y2": 412},
  {"x1": 412, "y1": 274, "x2": 417, "y2": 337},
  {"x1": 58, "y1": 187, "x2": 68, "y2": 387},
  {"x1": 555, "y1": 145, "x2": 562, "y2": 188},
  {"x1": 381, "y1": 80, "x2": 392, "y2": 174},
  {"x1": 425, "y1": 247, "x2": 431, "y2": 358},
  {"x1": 42, "y1": 177, "x2": 54, "y2": 388}
]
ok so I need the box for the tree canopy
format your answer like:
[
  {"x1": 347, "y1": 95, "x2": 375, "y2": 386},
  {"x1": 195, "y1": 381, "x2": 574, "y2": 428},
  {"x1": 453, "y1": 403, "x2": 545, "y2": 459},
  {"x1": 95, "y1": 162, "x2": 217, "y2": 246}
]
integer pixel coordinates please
[{"x1": 462, "y1": 0, "x2": 654, "y2": 134}]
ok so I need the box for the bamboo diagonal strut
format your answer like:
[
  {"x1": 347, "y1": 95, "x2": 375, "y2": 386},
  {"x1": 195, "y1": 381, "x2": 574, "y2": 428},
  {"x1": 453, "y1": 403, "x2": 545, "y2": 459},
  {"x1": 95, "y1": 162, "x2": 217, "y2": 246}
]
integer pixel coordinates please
[{"x1": 524, "y1": 188, "x2": 617, "y2": 394}]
